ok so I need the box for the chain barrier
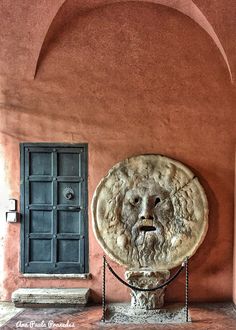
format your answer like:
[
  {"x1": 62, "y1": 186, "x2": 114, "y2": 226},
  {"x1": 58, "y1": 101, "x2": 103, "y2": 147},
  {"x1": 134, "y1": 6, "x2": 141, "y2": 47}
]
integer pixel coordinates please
[
  {"x1": 105, "y1": 257, "x2": 185, "y2": 292},
  {"x1": 101, "y1": 255, "x2": 189, "y2": 323}
]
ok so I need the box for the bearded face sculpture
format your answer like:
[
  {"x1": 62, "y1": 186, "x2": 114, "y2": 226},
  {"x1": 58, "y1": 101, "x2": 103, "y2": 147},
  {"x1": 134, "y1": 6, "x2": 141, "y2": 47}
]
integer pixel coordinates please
[{"x1": 92, "y1": 155, "x2": 208, "y2": 270}]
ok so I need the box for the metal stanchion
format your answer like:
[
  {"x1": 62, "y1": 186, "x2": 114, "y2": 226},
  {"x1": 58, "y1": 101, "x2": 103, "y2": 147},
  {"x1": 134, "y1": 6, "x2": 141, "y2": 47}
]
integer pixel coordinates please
[
  {"x1": 101, "y1": 255, "x2": 190, "y2": 323},
  {"x1": 102, "y1": 255, "x2": 106, "y2": 322},
  {"x1": 185, "y1": 257, "x2": 189, "y2": 322}
]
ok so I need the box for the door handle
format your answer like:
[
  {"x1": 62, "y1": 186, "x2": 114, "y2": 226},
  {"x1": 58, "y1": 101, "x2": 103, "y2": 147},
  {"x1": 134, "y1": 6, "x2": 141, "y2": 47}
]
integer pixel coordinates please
[{"x1": 67, "y1": 206, "x2": 81, "y2": 211}]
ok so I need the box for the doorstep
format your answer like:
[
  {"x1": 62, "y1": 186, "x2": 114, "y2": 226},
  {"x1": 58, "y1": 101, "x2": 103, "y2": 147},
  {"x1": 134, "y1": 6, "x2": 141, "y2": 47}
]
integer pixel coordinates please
[{"x1": 11, "y1": 288, "x2": 90, "y2": 308}]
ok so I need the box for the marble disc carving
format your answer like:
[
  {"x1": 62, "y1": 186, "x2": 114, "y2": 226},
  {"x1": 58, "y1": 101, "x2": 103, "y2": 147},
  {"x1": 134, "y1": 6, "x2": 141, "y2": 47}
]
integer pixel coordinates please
[{"x1": 92, "y1": 155, "x2": 208, "y2": 270}]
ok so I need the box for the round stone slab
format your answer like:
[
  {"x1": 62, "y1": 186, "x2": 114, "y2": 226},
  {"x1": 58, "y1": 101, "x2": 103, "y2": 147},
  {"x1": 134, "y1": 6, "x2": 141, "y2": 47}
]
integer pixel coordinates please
[{"x1": 92, "y1": 155, "x2": 208, "y2": 270}]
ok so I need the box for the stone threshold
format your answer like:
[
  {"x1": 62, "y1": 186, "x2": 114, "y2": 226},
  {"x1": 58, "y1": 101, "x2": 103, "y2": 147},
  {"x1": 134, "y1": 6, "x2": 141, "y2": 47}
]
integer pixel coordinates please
[
  {"x1": 12, "y1": 288, "x2": 90, "y2": 308},
  {"x1": 19, "y1": 273, "x2": 91, "y2": 279}
]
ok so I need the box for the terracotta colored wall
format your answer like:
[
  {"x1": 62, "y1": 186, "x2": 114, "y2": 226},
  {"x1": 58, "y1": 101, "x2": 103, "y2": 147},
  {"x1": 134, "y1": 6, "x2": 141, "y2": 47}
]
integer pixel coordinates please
[
  {"x1": 234, "y1": 152, "x2": 236, "y2": 306},
  {"x1": 0, "y1": 0, "x2": 235, "y2": 303}
]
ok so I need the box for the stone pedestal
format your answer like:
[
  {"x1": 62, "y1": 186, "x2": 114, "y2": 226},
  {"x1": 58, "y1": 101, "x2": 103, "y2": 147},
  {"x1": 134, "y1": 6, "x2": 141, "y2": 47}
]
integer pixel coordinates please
[{"x1": 125, "y1": 270, "x2": 170, "y2": 310}]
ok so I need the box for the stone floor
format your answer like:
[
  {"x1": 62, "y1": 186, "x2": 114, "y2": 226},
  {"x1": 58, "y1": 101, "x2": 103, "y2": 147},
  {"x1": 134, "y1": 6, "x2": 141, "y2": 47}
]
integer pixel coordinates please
[
  {"x1": 1, "y1": 302, "x2": 236, "y2": 329},
  {"x1": 0, "y1": 302, "x2": 24, "y2": 327}
]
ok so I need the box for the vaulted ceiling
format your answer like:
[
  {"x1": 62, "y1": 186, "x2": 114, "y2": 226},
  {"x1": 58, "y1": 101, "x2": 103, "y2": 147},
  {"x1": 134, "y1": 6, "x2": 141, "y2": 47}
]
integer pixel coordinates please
[{"x1": 0, "y1": 0, "x2": 235, "y2": 81}]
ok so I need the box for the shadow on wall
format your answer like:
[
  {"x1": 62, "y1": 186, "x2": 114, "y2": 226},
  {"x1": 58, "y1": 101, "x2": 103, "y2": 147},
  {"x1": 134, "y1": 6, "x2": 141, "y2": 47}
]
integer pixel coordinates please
[
  {"x1": 0, "y1": 74, "x2": 11, "y2": 297},
  {"x1": 0, "y1": 145, "x2": 10, "y2": 298}
]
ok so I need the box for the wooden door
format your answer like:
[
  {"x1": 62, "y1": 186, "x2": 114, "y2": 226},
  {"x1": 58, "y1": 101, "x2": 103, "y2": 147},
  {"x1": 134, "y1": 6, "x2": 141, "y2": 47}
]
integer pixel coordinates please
[{"x1": 20, "y1": 144, "x2": 88, "y2": 274}]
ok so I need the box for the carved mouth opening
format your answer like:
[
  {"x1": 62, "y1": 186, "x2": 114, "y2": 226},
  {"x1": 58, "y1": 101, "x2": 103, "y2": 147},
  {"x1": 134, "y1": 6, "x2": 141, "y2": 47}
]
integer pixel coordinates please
[{"x1": 139, "y1": 225, "x2": 156, "y2": 232}]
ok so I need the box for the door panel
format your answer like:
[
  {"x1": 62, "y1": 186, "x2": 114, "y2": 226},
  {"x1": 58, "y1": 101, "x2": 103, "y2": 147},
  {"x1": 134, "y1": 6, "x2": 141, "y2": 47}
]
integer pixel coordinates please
[
  {"x1": 21, "y1": 144, "x2": 88, "y2": 274},
  {"x1": 58, "y1": 211, "x2": 81, "y2": 234},
  {"x1": 29, "y1": 210, "x2": 52, "y2": 233},
  {"x1": 29, "y1": 239, "x2": 52, "y2": 262},
  {"x1": 58, "y1": 240, "x2": 79, "y2": 262},
  {"x1": 30, "y1": 152, "x2": 52, "y2": 175},
  {"x1": 58, "y1": 152, "x2": 81, "y2": 176},
  {"x1": 30, "y1": 182, "x2": 52, "y2": 204}
]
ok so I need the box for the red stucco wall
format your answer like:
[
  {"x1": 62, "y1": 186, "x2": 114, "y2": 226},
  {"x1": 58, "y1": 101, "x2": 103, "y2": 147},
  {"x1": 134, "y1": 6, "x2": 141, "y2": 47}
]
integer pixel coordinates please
[
  {"x1": 0, "y1": 0, "x2": 235, "y2": 303},
  {"x1": 234, "y1": 152, "x2": 236, "y2": 306}
]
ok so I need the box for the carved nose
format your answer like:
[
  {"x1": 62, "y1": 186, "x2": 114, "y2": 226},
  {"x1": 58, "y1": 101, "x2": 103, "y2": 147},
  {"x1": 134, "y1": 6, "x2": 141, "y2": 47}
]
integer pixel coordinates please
[{"x1": 139, "y1": 198, "x2": 154, "y2": 221}]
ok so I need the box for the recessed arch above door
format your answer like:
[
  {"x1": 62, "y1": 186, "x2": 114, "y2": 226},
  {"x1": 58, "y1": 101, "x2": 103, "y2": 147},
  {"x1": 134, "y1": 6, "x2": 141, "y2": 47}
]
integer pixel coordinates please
[{"x1": 33, "y1": 0, "x2": 233, "y2": 82}]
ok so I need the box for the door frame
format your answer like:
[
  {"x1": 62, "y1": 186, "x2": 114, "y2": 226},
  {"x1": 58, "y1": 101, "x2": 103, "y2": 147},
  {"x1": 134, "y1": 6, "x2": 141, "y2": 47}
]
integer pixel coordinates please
[{"x1": 20, "y1": 142, "x2": 89, "y2": 274}]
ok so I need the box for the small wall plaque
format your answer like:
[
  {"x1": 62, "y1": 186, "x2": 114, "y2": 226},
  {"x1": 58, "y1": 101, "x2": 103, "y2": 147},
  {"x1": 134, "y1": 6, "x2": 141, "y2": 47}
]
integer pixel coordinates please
[
  {"x1": 6, "y1": 211, "x2": 19, "y2": 223},
  {"x1": 8, "y1": 199, "x2": 17, "y2": 211}
]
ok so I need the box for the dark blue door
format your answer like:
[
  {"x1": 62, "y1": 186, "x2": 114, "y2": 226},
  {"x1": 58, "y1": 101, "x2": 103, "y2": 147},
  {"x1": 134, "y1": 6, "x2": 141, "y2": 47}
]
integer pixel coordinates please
[{"x1": 20, "y1": 144, "x2": 88, "y2": 274}]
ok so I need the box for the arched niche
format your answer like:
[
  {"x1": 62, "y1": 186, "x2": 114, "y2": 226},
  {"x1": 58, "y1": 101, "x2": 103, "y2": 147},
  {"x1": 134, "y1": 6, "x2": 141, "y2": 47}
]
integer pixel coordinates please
[{"x1": 33, "y1": 0, "x2": 232, "y2": 82}]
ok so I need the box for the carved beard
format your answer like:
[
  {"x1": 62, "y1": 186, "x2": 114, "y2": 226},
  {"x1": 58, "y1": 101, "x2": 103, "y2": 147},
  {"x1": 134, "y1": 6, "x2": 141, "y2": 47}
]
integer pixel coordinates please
[
  {"x1": 119, "y1": 192, "x2": 175, "y2": 267},
  {"x1": 129, "y1": 221, "x2": 166, "y2": 268}
]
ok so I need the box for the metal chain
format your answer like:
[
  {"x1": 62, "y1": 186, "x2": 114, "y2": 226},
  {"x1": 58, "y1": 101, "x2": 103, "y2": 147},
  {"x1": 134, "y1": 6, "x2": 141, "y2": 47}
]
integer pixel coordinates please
[
  {"x1": 185, "y1": 257, "x2": 189, "y2": 322},
  {"x1": 102, "y1": 255, "x2": 190, "y2": 323},
  {"x1": 105, "y1": 257, "x2": 184, "y2": 292},
  {"x1": 102, "y1": 255, "x2": 106, "y2": 322}
]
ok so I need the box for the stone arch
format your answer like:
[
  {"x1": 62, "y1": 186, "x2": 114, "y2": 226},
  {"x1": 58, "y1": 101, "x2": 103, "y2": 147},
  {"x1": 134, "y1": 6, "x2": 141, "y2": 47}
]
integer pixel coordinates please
[{"x1": 34, "y1": 0, "x2": 233, "y2": 82}]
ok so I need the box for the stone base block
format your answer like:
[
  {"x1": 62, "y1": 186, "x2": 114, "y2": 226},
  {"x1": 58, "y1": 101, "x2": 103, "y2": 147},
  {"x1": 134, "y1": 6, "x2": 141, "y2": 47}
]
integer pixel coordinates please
[
  {"x1": 106, "y1": 303, "x2": 190, "y2": 324},
  {"x1": 12, "y1": 288, "x2": 90, "y2": 307}
]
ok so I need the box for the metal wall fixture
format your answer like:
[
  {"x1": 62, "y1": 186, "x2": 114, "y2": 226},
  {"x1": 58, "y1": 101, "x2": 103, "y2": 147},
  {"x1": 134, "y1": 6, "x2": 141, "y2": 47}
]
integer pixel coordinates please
[{"x1": 6, "y1": 198, "x2": 19, "y2": 223}]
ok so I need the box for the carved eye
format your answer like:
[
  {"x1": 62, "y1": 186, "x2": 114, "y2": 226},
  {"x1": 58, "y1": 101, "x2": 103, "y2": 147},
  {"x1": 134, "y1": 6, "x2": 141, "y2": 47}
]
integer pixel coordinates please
[
  {"x1": 155, "y1": 197, "x2": 161, "y2": 206},
  {"x1": 130, "y1": 196, "x2": 140, "y2": 206}
]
